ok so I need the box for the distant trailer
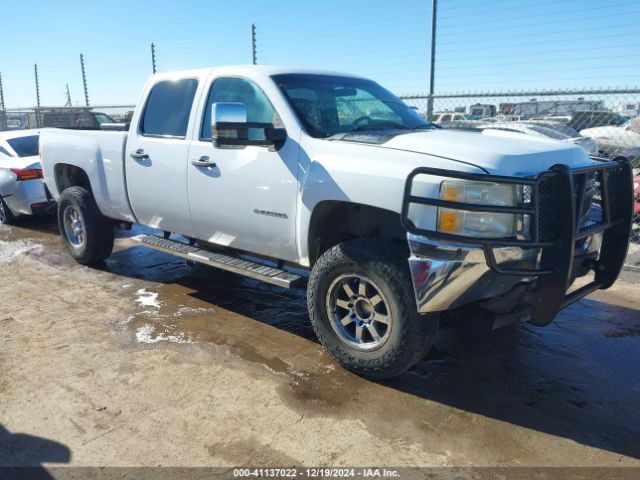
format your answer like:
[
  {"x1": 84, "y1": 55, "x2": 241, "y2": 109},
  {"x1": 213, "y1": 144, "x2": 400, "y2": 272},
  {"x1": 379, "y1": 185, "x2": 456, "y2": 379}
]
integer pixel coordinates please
[{"x1": 613, "y1": 100, "x2": 640, "y2": 117}]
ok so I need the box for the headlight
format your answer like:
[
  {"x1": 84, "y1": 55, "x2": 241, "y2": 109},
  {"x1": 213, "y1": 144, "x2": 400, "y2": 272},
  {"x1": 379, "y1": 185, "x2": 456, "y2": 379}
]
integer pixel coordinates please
[{"x1": 437, "y1": 181, "x2": 529, "y2": 238}]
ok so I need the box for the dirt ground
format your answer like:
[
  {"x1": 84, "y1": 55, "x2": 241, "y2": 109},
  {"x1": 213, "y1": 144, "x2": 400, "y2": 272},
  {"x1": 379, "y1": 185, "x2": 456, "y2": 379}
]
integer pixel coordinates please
[{"x1": 1, "y1": 216, "x2": 639, "y2": 471}]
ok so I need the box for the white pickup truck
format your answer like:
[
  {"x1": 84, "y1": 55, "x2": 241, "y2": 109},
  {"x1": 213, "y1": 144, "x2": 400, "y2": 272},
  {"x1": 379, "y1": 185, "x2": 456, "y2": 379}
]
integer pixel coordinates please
[{"x1": 40, "y1": 66, "x2": 633, "y2": 379}]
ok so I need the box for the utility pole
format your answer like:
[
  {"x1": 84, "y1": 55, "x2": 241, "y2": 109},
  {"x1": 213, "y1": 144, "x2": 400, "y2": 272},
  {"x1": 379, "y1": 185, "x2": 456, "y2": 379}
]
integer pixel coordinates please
[
  {"x1": 65, "y1": 83, "x2": 72, "y2": 107},
  {"x1": 427, "y1": 0, "x2": 437, "y2": 120},
  {"x1": 80, "y1": 53, "x2": 90, "y2": 107},
  {"x1": 34, "y1": 64, "x2": 41, "y2": 107},
  {"x1": 251, "y1": 23, "x2": 257, "y2": 65},
  {"x1": 151, "y1": 42, "x2": 157, "y2": 74}
]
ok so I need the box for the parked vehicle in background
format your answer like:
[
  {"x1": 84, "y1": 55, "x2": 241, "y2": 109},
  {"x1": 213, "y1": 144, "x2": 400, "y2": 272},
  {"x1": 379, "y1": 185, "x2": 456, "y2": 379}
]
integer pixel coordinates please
[
  {"x1": 35, "y1": 108, "x2": 115, "y2": 130},
  {"x1": 552, "y1": 110, "x2": 629, "y2": 132},
  {"x1": 481, "y1": 114, "x2": 528, "y2": 123},
  {"x1": 6, "y1": 116, "x2": 26, "y2": 130},
  {"x1": 634, "y1": 175, "x2": 640, "y2": 221},
  {"x1": 478, "y1": 123, "x2": 599, "y2": 155},
  {"x1": 39, "y1": 66, "x2": 633, "y2": 379},
  {"x1": 0, "y1": 130, "x2": 53, "y2": 224},
  {"x1": 469, "y1": 104, "x2": 496, "y2": 117},
  {"x1": 581, "y1": 118, "x2": 640, "y2": 166},
  {"x1": 522, "y1": 120, "x2": 582, "y2": 138},
  {"x1": 1, "y1": 108, "x2": 116, "y2": 131},
  {"x1": 500, "y1": 99, "x2": 604, "y2": 117},
  {"x1": 614, "y1": 100, "x2": 640, "y2": 118},
  {"x1": 431, "y1": 112, "x2": 478, "y2": 126}
]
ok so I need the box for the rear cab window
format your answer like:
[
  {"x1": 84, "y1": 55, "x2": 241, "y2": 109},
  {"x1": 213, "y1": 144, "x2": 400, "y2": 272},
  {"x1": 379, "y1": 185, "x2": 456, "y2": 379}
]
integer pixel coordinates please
[{"x1": 140, "y1": 79, "x2": 199, "y2": 138}]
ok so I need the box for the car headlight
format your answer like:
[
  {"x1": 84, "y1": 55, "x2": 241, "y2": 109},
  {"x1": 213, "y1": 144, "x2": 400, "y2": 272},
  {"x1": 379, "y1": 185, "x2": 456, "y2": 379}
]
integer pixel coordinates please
[{"x1": 437, "y1": 181, "x2": 529, "y2": 238}]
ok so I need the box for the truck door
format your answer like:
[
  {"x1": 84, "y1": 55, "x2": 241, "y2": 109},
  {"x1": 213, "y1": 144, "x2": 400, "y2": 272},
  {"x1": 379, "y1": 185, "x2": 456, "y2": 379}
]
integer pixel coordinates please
[
  {"x1": 125, "y1": 78, "x2": 200, "y2": 236},
  {"x1": 187, "y1": 76, "x2": 300, "y2": 262}
]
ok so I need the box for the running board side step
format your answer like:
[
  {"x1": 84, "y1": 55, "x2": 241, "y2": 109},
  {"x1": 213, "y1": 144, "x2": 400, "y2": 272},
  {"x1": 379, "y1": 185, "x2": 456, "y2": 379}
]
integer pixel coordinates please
[{"x1": 131, "y1": 234, "x2": 304, "y2": 288}]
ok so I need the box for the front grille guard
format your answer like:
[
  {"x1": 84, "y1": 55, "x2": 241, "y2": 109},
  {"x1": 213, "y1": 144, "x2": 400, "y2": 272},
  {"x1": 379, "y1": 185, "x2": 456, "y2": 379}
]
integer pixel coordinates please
[{"x1": 401, "y1": 157, "x2": 633, "y2": 325}]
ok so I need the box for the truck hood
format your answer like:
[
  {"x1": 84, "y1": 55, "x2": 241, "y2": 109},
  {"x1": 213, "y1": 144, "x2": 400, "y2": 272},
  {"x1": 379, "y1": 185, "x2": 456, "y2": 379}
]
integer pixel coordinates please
[{"x1": 374, "y1": 129, "x2": 592, "y2": 175}]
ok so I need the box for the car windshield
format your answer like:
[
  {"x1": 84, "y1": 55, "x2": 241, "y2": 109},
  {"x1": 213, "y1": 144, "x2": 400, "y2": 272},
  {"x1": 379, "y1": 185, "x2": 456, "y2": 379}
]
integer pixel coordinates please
[
  {"x1": 272, "y1": 74, "x2": 431, "y2": 138},
  {"x1": 625, "y1": 118, "x2": 640, "y2": 133},
  {"x1": 93, "y1": 113, "x2": 115, "y2": 124},
  {"x1": 527, "y1": 125, "x2": 570, "y2": 140},
  {"x1": 6, "y1": 135, "x2": 39, "y2": 157}
]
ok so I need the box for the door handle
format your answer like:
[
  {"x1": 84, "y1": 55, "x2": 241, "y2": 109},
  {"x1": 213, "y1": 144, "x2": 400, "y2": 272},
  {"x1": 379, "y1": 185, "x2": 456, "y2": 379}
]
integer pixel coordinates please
[
  {"x1": 191, "y1": 156, "x2": 217, "y2": 168},
  {"x1": 130, "y1": 149, "x2": 149, "y2": 159}
]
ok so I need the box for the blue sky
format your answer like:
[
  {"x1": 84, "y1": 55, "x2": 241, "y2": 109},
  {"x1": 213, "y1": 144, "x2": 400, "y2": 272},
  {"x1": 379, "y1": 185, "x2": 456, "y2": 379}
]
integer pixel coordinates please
[{"x1": 0, "y1": 0, "x2": 638, "y2": 107}]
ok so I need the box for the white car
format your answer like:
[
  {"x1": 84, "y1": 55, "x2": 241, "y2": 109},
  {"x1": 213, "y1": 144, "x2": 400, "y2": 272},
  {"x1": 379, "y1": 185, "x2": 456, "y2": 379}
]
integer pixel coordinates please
[
  {"x1": 581, "y1": 118, "x2": 640, "y2": 166},
  {"x1": 432, "y1": 112, "x2": 477, "y2": 125},
  {"x1": 0, "y1": 130, "x2": 53, "y2": 224},
  {"x1": 478, "y1": 123, "x2": 599, "y2": 155}
]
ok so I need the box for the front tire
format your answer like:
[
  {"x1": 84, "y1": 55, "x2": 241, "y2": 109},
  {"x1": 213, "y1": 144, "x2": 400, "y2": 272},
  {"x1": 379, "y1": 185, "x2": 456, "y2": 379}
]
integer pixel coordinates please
[
  {"x1": 307, "y1": 239, "x2": 438, "y2": 380},
  {"x1": 58, "y1": 186, "x2": 114, "y2": 265},
  {"x1": 0, "y1": 198, "x2": 16, "y2": 225}
]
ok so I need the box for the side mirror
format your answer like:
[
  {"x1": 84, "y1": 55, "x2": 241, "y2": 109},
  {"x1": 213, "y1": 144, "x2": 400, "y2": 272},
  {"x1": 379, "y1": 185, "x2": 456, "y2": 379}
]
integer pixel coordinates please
[{"x1": 211, "y1": 102, "x2": 286, "y2": 148}]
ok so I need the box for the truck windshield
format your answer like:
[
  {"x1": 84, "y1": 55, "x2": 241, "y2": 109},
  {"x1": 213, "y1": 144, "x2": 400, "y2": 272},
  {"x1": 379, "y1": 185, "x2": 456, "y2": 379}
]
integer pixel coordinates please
[{"x1": 272, "y1": 74, "x2": 432, "y2": 138}]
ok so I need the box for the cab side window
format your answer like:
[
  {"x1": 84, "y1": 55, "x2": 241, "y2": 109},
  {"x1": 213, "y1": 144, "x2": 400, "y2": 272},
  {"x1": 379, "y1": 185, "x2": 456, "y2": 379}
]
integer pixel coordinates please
[
  {"x1": 141, "y1": 79, "x2": 198, "y2": 138},
  {"x1": 200, "y1": 77, "x2": 281, "y2": 140}
]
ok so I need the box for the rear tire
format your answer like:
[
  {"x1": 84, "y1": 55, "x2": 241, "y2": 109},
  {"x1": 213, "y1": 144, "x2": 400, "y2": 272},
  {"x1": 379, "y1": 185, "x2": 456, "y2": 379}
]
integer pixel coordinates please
[
  {"x1": 0, "y1": 198, "x2": 16, "y2": 225},
  {"x1": 307, "y1": 239, "x2": 439, "y2": 380},
  {"x1": 58, "y1": 186, "x2": 114, "y2": 265}
]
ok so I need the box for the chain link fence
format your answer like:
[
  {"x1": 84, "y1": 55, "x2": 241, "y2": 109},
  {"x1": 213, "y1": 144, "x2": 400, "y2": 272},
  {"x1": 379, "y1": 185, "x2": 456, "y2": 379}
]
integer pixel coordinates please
[
  {"x1": 1, "y1": 91, "x2": 638, "y2": 269},
  {"x1": 402, "y1": 89, "x2": 640, "y2": 268}
]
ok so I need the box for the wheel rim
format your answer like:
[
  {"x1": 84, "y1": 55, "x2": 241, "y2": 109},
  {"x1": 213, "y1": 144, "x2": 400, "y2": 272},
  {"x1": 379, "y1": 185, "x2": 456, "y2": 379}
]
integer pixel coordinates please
[
  {"x1": 63, "y1": 205, "x2": 86, "y2": 248},
  {"x1": 326, "y1": 274, "x2": 393, "y2": 351}
]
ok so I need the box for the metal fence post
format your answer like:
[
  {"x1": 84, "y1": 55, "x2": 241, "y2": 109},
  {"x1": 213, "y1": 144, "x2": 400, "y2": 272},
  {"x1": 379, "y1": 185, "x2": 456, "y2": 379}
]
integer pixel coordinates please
[
  {"x1": 151, "y1": 43, "x2": 157, "y2": 74},
  {"x1": 80, "y1": 54, "x2": 90, "y2": 107},
  {"x1": 252, "y1": 23, "x2": 258, "y2": 65},
  {"x1": 0, "y1": 72, "x2": 5, "y2": 130},
  {"x1": 34, "y1": 64, "x2": 40, "y2": 107},
  {"x1": 427, "y1": 0, "x2": 438, "y2": 120}
]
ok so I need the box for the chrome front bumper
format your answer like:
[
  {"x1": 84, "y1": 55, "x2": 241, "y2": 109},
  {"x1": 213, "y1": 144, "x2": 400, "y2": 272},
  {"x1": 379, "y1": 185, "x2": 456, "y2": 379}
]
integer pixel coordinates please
[
  {"x1": 408, "y1": 232, "x2": 606, "y2": 314},
  {"x1": 407, "y1": 233, "x2": 540, "y2": 313}
]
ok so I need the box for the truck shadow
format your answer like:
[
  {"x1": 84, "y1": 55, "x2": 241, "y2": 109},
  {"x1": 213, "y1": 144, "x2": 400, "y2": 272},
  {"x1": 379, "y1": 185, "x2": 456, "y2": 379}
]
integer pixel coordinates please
[
  {"x1": 102, "y1": 243, "x2": 640, "y2": 460},
  {"x1": 0, "y1": 425, "x2": 71, "y2": 479}
]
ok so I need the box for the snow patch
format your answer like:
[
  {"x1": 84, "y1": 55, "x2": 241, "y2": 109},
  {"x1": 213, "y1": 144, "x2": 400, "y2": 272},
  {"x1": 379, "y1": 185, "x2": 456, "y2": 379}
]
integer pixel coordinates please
[
  {"x1": 135, "y1": 324, "x2": 193, "y2": 344},
  {"x1": 0, "y1": 239, "x2": 42, "y2": 262},
  {"x1": 135, "y1": 289, "x2": 161, "y2": 308}
]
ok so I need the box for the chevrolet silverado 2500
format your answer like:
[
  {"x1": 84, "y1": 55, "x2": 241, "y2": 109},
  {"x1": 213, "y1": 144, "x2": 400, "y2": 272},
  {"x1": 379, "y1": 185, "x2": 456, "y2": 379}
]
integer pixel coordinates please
[{"x1": 39, "y1": 66, "x2": 634, "y2": 379}]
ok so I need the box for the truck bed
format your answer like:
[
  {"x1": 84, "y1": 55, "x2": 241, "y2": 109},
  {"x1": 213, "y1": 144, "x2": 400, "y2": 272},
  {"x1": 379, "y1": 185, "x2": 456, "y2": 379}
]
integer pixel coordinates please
[{"x1": 40, "y1": 129, "x2": 136, "y2": 223}]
